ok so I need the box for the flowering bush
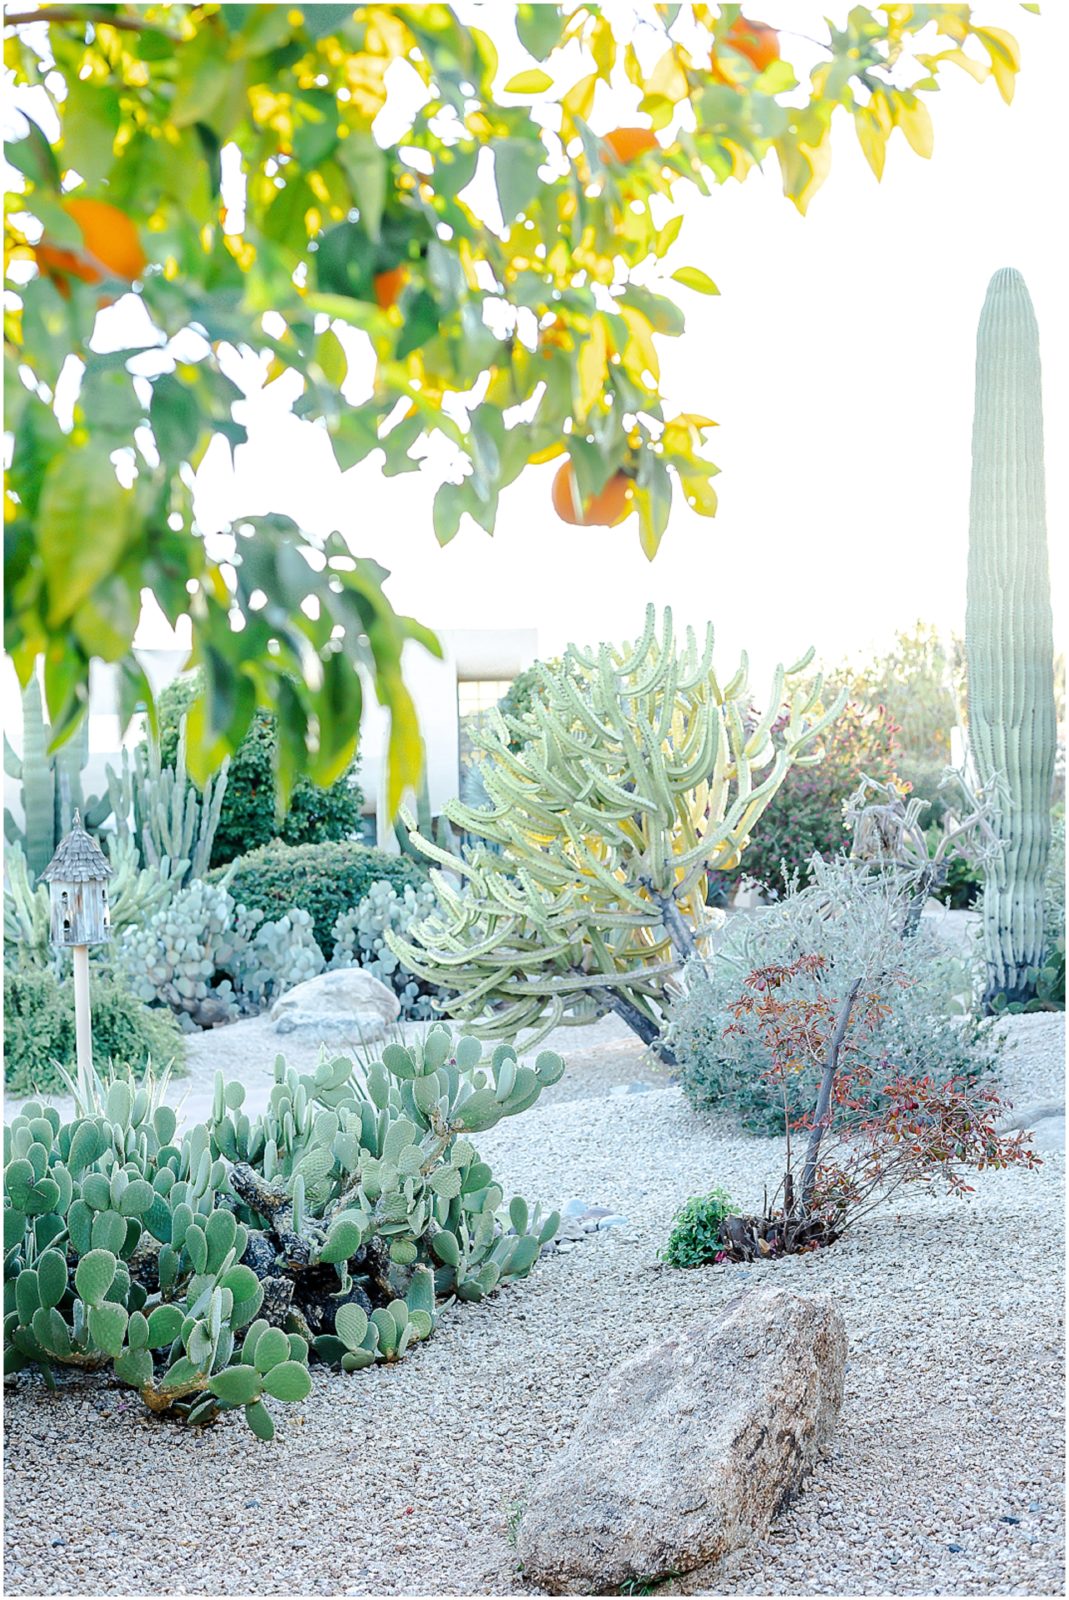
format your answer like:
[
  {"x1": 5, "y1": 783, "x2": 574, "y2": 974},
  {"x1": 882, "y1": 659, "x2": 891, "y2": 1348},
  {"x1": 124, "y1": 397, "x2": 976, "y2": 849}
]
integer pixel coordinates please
[{"x1": 707, "y1": 955, "x2": 1039, "y2": 1260}]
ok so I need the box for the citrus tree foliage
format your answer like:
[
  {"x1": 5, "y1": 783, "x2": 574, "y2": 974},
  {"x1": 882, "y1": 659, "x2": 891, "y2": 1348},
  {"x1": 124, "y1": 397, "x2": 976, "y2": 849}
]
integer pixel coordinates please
[{"x1": 4, "y1": 4, "x2": 1029, "y2": 797}]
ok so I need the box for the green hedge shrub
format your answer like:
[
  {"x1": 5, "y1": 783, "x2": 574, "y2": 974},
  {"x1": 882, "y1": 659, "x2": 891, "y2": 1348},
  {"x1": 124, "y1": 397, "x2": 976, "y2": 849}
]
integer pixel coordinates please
[
  {"x1": 218, "y1": 840, "x2": 425, "y2": 960},
  {"x1": 4, "y1": 965, "x2": 185, "y2": 1096},
  {"x1": 152, "y1": 672, "x2": 364, "y2": 867}
]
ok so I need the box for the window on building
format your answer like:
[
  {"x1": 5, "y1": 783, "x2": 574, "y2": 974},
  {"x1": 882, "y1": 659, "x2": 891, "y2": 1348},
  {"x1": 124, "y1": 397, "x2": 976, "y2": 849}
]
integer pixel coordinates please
[{"x1": 457, "y1": 678, "x2": 515, "y2": 804}]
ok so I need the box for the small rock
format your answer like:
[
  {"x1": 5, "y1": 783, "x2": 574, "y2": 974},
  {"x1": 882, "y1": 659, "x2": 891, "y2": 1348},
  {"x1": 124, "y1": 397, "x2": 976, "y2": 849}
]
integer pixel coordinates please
[{"x1": 270, "y1": 968, "x2": 399, "y2": 1040}]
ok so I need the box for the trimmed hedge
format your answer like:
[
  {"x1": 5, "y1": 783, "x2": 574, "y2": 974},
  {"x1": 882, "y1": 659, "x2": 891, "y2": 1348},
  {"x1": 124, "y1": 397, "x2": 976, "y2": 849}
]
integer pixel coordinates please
[
  {"x1": 217, "y1": 840, "x2": 426, "y2": 960},
  {"x1": 152, "y1": 672, "x2": 364, "y2": 867},
  {"x1": 5, "y1": 965, "x2": 186, "y2": 1097}
]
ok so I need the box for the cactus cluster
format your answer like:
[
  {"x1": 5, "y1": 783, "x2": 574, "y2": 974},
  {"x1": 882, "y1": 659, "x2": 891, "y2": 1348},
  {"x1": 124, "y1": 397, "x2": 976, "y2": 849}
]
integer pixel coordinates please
[
  {"x1": 329, "y1": 879, "x2": 441, "y2": 1019},
  {"x1": 5, "y1": 1026, "x2": 562, "y2": 1433},
  {"x1": 3, "y1": 1067, "x2": 309, "y2": 1438},
  {"x1": 3, "y1": 678, "x2": 112, "y2": 880},
  {"x1": 106, "y1": 719, "x2": 229, "y2": 892},
  {"x1": 114, "y1": 885, "x2": 323, "y2": 1029}
]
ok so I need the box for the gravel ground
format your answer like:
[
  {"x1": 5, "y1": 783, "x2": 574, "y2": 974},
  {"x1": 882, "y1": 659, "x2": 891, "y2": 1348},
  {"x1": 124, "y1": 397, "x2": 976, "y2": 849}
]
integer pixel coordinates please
[{"x1": 3, "y1": 1011, "x2": 1064, "y2": 1597}]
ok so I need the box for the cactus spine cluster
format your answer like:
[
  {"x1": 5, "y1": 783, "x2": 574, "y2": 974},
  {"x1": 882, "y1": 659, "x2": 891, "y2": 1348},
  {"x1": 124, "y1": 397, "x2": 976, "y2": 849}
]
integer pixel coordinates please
[
  {"x1": 965, "y1": 268, "x2": 1056, "y2": 1009},
  {"x1": 390, "y1": 607, "x2": 843, "y2": 1054}
]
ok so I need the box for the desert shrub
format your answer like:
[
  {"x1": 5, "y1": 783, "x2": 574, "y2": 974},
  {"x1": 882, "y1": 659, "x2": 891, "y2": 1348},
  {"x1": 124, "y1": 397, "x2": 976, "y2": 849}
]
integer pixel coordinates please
[
  {"x1": 4, "y1": 1030, "x2": 561, "y2": 1435},
  {"x1": 330, "y1": 879, "x2": 443, "y2": 1018},
  {"x1": 728, "y1": 700, "x2": 899, "y2": 898},
  {"x1": 4, "y1": 966, "x2": 185, "y2": 1095},
  {"x1": 704, "y1": 954, "x2": 1037, "y2": 1261},
  {"x1": 219, "y1": 839, "x2": 425, "y2": 960},
  {"x1": 152, "y1": 672, "x2": 364, "y2": 867},
  {"x1": 668, "y1": 857, "x2": 1003, "y2": 1133},
  {"x1": 661, "y1": 1188, "x2": 737, "y2": 1269}
]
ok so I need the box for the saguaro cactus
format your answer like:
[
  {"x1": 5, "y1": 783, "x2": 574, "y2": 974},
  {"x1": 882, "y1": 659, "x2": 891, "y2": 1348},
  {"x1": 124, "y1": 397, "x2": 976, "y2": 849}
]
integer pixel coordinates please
[{"x1": 965, "y1": 267, "x2": 1056, "y2": 1008}]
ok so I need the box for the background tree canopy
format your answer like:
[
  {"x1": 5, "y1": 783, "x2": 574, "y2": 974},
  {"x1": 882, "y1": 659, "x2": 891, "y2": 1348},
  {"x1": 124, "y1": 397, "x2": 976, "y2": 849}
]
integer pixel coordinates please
[{"x1": 3, "y1": 3, "x2": 1030, "y2": 806}]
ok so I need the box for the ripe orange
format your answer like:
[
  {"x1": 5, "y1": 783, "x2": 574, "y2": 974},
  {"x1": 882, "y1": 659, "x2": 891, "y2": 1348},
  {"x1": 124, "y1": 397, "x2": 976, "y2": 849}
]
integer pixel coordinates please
[
  {"x1": 601, "y1": 127, "x2": 659, "y2": 165},
  {"x1": 711, "y1": 16, "x2": 780, "y2": 81},
  {"x1": 36, "y1": 197, "x2": 146, "y2": 296},
  {"x1": 373, "y1": 265, "x2": 408, "y2": 309},
  {"x1": 551, "y1": 462, "x2": 633, "y2": 527}
]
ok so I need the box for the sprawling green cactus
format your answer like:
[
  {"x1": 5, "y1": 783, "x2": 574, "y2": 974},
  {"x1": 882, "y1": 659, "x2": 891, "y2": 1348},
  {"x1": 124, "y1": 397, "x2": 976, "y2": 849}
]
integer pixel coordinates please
[
  {"x1": 6, "y1": 1028, "x2": 561, "y2": 1428},
  {"x1": 965, "y1": 268, "x2": 1057, "y2": 1008},
  {"x1": 3, "y1": 1065, "x2": 309, "y2": 1438},
  {"x1": 389, "y1": 606, "x2": 843, "y2": 1055},
  {"x1": 3, "y1": 678, "x2": 112, "y2": 879}
]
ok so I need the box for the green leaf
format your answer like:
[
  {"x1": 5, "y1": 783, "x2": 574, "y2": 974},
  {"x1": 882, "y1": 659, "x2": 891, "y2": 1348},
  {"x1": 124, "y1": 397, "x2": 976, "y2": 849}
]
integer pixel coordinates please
[
  {"x1": 334, "y1": 1303, "x2": 369, "y2": 1351},
  {"x1": 337, "y1": 131, "x2": 387, "y2": 243},
  {"x1": 516, "y1": 3, "x2": 562, "y2": 60},
  {"x1": 63, "y1": 80, "x2": 120, "y2": 186},
  {"x1": 494, "y1": 137, "x2": 545, "y2": 224},
  {"x1": 251, "y1": 1326, "x2": 290, "y2": 1373},
  {"x1": 8, "y1": 114, "x2": 61, "y2": 190},
  {"x1": 114, "y1": 1345, "x2": 154, "y2": 1388},
  {"x1": 35, "y1": 1249, "x2": 68, "y2": 1311},
  {"x1": 38, "y1": 450, "x2": 130, "y2": 629},
  {"x1": 150, "y1": 373, "x2": 201, "y2": 463},
  {"x1": 670, "y1": 266, "x2": 720, "y2": 296},
  {"x1": 146, "y1": 1302, "x2": 185, "y2": 1348}
]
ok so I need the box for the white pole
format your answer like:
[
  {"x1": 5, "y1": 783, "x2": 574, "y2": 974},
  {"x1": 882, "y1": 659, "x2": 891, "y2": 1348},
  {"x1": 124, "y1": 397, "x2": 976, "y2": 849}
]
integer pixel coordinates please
[{"x1": 72, "y1": 943, "x2": 93, "y2": 1108}]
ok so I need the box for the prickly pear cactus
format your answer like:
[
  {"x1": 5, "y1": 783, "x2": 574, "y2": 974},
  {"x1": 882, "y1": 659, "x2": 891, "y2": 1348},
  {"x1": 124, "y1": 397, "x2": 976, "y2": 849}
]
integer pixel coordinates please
[
  {"x1": 3, "y1": 1066, "x2": 310, "y2": 1438},
  {"x1": 965, "y1": 268, "x2": 1057, "y2": 1008},
  {"x1": 114, "y1": 880, "x2": 262, "y2": 1029},
  {"x1": 329, "y1": 879, "x2": 440, "y2": 1018},
  {"x1": 234, "y1": 908, "x2": 325, "y2": 1010}
]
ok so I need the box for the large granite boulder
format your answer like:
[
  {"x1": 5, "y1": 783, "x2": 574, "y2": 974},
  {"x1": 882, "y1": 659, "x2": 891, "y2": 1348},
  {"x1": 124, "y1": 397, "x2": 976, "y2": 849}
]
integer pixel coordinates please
[
  {"x1": 270, "y1": 967, "x2": 400, "y2": 1041},
  {"x1": 516, "y1": 1284, "x2": 846, "y2": 1594}
]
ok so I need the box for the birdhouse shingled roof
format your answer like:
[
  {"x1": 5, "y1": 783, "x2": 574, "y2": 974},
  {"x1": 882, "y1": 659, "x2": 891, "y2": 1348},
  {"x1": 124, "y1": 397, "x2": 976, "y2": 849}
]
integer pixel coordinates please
[{"x1": 41, "y1": 811, "x2": 112, "y2": 883}]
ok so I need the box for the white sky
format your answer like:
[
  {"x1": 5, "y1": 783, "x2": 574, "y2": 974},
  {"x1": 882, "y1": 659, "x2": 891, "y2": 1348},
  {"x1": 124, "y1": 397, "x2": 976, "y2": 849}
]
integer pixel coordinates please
[{"x1": 12, "y1": 2, "x2": 1067, "y2": 693}]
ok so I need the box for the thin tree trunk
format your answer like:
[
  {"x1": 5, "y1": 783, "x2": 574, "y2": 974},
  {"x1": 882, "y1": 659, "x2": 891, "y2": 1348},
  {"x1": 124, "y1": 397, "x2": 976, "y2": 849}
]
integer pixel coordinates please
[
  {"x1": 798, "y1": 977, "x2": 863, "y2": 1214},
  {"x1": 601, "y1": 989, "x2": 676, "y2": 1064}
]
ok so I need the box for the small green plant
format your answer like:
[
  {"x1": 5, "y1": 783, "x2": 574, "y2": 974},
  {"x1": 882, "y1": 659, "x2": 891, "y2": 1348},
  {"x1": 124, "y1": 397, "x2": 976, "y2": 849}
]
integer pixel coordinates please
[
  {"x1": 505, "y1": 1501, "x2": 526, "y2": 1549},
  {"x1": 4, "y1": 965, "x2": 185, "y2": 1096},
  {"x1": 660, "y1": 1188, "x2": 738, "y2": 1269}
]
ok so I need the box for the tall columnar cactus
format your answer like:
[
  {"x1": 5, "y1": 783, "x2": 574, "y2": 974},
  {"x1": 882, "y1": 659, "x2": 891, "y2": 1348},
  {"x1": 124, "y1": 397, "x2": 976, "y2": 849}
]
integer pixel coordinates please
[
  {"x1": 3, "y1": 678, "x2": 112, "y2": 879},
  {"x1": 389, "y1": 607, "x2": 843, "y2": 1056},
  {"x1": 966, "y1": 268, "x2": 1056, "y2": 1009},
  {"x1": 106, "y1": 718, "x2": 229, "y2": 888}
]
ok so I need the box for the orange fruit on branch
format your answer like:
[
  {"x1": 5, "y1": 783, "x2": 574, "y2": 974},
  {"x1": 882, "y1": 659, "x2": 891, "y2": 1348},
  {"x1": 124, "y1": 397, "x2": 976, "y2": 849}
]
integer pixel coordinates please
[
  {"x1": 601, "y1": 127, "x2": 659, "y2": 165},
  {"x1": 373, "y1": 264, "x2": 408, "y2": 309},
  {"x1": 36, "y1": 197, "x2": 146, "y2": 297},
  {"x1": 710, "y1": 16, "x2": 780, "y2": 81},
  {"x1": 551, "y1": 461, "x2": 633, "y2": 527}
]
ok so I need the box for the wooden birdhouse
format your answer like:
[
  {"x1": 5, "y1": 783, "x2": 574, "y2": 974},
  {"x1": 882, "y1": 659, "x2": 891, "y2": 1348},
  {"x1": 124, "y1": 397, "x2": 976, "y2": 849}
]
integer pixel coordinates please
[{"x1": 41, "y1": 810, "x2": 112, "y2": 947}]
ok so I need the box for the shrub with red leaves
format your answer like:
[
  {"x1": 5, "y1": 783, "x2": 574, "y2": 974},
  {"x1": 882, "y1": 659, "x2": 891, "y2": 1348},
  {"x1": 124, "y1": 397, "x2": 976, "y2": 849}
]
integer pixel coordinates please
[{"x1": 712, "y1": 955, "x2": 1040, "y2": 1260}]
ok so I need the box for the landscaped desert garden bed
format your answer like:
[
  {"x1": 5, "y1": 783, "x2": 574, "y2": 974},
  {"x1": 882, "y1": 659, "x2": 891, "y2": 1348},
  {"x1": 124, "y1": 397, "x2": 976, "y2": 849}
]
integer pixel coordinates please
[{"x1": 4, "y1": 1007, "x2": 1063, "y2": 1599}]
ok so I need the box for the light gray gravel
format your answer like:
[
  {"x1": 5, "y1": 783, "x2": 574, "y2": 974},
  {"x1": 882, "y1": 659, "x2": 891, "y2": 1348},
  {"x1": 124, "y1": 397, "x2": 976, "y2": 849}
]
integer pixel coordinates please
[{"x1": 3, "y1": 1015, "x2": 1064, "y2": 1597}]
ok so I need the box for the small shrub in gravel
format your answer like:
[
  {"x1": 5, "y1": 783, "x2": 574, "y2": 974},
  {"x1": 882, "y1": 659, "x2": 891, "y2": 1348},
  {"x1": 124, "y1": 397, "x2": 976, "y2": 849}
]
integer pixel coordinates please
[
  {"x1": 218, "y1": 839, "x2": 425, "y2": 959},
  {"x1": 660, "y1": 1188, "x2": 737, "y2": 1268},
  {"x1": 3, "y1": 965, "x2": 185, "y2": 1095},
  {"x1": 707, "y1": 955, "x2": 1041, "y2": 1261},
  {"x1": 668, "y1": 857, "x2": 1003, "y2": 1133},
  {"x1": 4, "y1": 1026, "x2": 562, "y2": 1436}
]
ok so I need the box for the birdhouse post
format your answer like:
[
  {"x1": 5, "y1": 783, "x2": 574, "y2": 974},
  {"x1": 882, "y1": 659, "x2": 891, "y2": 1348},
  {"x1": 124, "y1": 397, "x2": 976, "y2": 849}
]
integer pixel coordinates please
[{"x1": 41, "y1": 810, "x2": 112, "y2": 1104}]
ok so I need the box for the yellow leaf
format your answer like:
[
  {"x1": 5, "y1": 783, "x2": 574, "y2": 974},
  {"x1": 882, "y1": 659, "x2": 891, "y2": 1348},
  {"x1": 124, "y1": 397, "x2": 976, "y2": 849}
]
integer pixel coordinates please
[
  {"x1": 504, "y1": 68, "x2": 554, "y2": 95},
  {"x1": 896, "y1": 94, "x2": 933, "y2": 158},
  {"x1": 575, "y1": 315, "x2": 608, "y2": 419},
  {"x1": 938, "y1": 47, "x2": 988, "y2": 85},
  {"x1": 562, "y1": 72, "x2": 597, "y2": 122},
  {"x1": 681, "y1": 475, "x2": 719, "y2": 517},
  {"x1": 647, "y1": 48, "x2": 688, "y2": 103},
  {"x1": 528, "y1": 440, "x2": 566, "y2": 465},
  {"x1": 975, "y1": 27, "x2": 1020, "y2": 103},
  {"x1": 853, "y1": 107, "x2": 886, "y2": 179},
  {"x1": 619, "y1": 305, "x2": 659, "y2": 383},
  {"x1": 315, "y1": 326, "x2": 348, "y2": 387}
]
